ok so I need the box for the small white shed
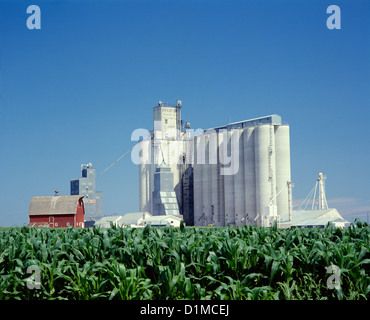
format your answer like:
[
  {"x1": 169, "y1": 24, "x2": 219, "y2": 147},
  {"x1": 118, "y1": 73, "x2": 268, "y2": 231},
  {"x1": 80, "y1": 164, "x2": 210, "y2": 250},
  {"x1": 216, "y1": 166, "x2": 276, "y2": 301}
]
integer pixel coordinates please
[{"x1": 140, "y1": 214, "x2": 183, "y2": 227}]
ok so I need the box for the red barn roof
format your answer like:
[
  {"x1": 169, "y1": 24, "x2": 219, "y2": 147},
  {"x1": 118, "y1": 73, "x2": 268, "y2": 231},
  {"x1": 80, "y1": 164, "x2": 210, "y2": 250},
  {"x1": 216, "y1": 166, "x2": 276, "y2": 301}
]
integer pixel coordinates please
[{"x1": 29, "y1": 195, "x2": 84, "y2": 216}]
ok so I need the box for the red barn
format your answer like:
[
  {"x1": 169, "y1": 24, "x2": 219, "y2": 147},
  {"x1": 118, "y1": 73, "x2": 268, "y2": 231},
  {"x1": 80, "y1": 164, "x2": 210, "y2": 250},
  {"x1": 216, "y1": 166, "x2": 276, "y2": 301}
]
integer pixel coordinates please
[{"x1": 28, "y1": 195, "x2": 85, "y2": 228}]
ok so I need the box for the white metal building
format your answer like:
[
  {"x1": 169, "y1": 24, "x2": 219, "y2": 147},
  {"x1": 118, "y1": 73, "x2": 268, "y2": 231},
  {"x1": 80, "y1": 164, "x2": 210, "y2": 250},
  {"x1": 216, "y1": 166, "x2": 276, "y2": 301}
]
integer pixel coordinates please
[
  {"x1": 279, "y1": 209, "x2": 350, "y2": 228},
  {"x1": 95, "y1": 212, "x2": 183, "y2": 228}
]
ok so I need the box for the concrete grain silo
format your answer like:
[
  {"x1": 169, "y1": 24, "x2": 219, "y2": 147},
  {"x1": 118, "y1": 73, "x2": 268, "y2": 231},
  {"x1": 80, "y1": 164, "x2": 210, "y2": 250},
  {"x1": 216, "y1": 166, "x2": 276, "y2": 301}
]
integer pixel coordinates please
[
  {"x1": 243, "y1": 126, "x2": 257, "y2": 225},
  {"x1": 138, "y1": 101, "x2": 291, "y2": 227},
  {"x1": 223, "y1": 130, "x2": 236, "y2": 226},
  {"x1": 210, "y1": 131, "x2": 220, "y2": 226},
  {"x1": 193, "y1": 135, "x2": 203, "y2": 225},
  {"x1": 254, "y1": 124, "x2": 276, "y2": 225},
  {"x1": 191, "y1": 115, "x2": 291, "y2": 227},
  {"x1": 234, "y1": 128, "x2": 245, "y2": 226},
  {"x1": 138, "y1": 139, "x2": 152, "y2": 214},
  {"x1": 274, "y1": 125, "x2": 291, "y2": 218}
]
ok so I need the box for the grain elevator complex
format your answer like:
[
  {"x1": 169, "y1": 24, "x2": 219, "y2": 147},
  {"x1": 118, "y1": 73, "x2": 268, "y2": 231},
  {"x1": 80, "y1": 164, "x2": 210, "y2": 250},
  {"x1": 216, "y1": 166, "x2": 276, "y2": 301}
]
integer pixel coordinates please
[
  {"x1": 27, "y1": 99, "x2": 350, "y2": 228},
  {"x1": 138, "y1": 101, "x2": 293, "y2": 227}
]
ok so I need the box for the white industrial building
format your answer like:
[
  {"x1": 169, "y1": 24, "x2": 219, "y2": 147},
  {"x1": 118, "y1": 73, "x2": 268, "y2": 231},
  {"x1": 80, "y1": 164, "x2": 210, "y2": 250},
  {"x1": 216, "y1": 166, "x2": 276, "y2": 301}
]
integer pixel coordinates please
[
  {"x1": 136, "y1": 100, "x2": 350, "y2": 228},
  {"x1": 279, "y1": 209, "x2": 349, "y2": 229},
  {"x1": 95, "y1": 212, "x2": 183, "y2": 228},
  {"x1": 137, "y1": 101, "x2": 292, "y2": 227},
  {"x1": 138, "y1": 101, "x2": 184, "y2": 216}
]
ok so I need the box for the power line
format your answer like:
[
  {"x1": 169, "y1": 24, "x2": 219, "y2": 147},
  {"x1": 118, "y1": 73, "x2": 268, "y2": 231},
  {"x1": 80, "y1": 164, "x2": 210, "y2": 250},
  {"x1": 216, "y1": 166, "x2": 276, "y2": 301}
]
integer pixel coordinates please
[{"x1": 96, "y1": 142, "x2": 139, "y2": 179}]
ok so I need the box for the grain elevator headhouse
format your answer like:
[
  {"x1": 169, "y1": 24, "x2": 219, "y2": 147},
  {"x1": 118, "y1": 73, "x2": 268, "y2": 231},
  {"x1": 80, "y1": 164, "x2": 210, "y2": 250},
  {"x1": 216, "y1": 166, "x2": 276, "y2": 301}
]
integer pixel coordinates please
[{"x1": 70, "y1": 163, "x2": 103, "y2": 222}]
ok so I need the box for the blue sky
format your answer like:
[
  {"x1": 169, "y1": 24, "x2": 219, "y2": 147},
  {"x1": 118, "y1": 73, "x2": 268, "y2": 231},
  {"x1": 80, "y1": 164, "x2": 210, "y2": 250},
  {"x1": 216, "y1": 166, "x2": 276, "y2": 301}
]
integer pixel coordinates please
[{"x1": 0, "y1": 0, "x2": 369, "y2": 226}]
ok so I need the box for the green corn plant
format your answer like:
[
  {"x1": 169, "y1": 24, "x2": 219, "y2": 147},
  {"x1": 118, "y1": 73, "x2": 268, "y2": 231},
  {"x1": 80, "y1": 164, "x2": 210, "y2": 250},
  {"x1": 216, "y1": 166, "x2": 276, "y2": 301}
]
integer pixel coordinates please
[{"x1": 0, "y1": 222, "x2": 369, "y2": 300}]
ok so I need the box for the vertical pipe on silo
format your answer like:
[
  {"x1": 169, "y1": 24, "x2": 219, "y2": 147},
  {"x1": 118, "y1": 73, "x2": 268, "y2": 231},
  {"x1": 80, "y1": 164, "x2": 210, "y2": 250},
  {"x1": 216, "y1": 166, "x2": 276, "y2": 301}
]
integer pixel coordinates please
[
  {"x1": 274, "y1": 125, "x2": 291, "y2": 218},
  {"x1": 254, "y1": 125, "x2": 271, "y2": 225},
  {"x1": 234, "y1": 128, "x2": 245, "y2": 226}
]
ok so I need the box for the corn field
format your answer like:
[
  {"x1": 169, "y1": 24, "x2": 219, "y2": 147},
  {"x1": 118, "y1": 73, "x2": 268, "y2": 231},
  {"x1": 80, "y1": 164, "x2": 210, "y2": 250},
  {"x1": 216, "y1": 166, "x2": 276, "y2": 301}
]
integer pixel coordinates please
[{"x1": 0, "y1": 221, "x2": 369, "y2": 300}]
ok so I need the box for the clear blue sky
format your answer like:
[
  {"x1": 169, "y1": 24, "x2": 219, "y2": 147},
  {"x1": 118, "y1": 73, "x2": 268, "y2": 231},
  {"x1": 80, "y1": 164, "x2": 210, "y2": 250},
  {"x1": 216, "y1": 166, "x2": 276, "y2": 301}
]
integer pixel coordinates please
[{"x1": 0, "y1": 0, "x2": 369, "y2": 226}]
